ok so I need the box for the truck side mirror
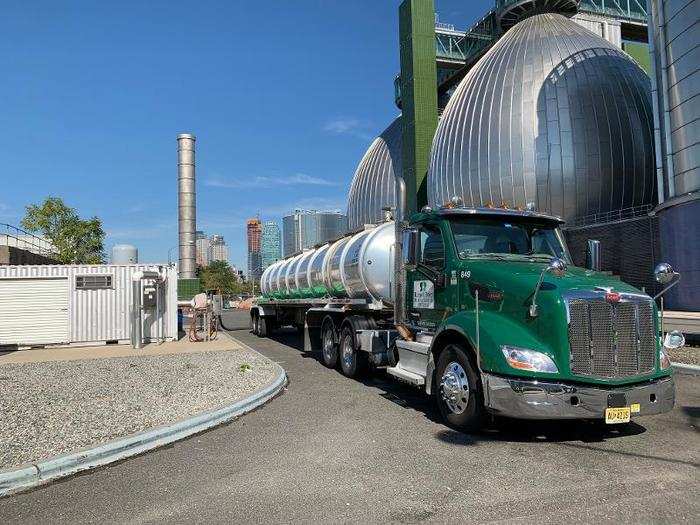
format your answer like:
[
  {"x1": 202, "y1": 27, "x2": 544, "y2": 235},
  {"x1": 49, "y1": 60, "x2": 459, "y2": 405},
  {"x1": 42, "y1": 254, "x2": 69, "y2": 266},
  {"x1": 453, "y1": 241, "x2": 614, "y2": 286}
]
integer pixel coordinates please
[
  {"x1": 402, "y1": 229, "x2": 420, "y2": 270},
  {"x1": 586, "y1": 239, "x2": 601, "y2": 271},
  {"x1": 435, "y1": 272, "x2": 446, "y2": 289}
]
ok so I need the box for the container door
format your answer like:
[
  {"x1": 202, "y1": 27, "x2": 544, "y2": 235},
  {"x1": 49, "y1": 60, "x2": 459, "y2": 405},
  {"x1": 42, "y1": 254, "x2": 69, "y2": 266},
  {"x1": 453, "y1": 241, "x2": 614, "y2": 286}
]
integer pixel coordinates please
[{"x1": 0, "y1": 278, "x2": 69, "y2": 345}]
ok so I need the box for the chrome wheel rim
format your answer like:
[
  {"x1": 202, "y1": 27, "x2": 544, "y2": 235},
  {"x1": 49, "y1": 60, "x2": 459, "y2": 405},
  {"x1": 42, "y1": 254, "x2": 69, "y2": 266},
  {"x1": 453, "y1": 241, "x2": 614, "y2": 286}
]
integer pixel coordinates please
[
  {"x1": 341, "y1": 336, "x2": 354, "y2": 369},
  {"x1": 322, "y1": 326, "x2": 335, "y2": 362},
  {"x1": 440, "y1": 361, "x2": 469, "y2": 414}
]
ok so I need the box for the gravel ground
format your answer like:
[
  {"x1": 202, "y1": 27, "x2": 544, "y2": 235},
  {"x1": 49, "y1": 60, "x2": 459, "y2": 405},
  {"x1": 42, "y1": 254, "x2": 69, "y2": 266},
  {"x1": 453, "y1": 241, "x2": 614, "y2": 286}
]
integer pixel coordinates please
[
  {"x1": 0, "y1": 348, "x2": 278, "y2": 471},
  {"x1": 669, "y1": 344, "x2": 700, "y2": 366}
]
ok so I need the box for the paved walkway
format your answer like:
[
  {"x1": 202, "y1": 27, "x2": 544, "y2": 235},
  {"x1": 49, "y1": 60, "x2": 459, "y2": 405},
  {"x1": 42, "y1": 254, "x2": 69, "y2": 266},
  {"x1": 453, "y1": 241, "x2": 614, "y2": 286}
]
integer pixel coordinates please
[{"x1": 0, "y1": 335, "x2": 237, "y2": 364}]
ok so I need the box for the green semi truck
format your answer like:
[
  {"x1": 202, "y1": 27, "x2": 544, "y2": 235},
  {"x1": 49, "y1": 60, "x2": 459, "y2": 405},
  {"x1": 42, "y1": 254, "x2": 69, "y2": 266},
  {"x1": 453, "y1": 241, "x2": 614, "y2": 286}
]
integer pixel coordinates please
[{"x1": 252, "y1": 197, "x2": 682, "y2": 431}]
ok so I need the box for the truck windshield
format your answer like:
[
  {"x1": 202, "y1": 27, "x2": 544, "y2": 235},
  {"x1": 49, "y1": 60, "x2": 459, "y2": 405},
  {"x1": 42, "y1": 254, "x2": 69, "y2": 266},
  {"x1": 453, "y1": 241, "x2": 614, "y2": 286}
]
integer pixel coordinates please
[{"x1": 450, "y1": 217, "x2": 571, "y2": 263}]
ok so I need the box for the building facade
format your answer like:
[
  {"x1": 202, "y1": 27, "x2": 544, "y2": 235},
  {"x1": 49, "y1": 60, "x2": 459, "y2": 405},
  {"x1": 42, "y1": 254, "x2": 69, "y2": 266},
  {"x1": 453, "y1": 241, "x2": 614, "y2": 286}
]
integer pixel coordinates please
[
  {"x1": 247, "y1": 217, "x2": 263, "y2": 280},
  {"x1": 261, "y1": 221, "x2": 282, "y2": 270},
  {"x1": 195, "y1": 230, "x2": 210, "y2": 267},
  {"x1": 282, "y1": 210, "x2": 347, "y2": 256},
  {"x1": 209, "y1": 235, "x2": 229, "y2": 264},
  {"x1": 648, "y1": 0, "x2": 699, "y2": 310}
]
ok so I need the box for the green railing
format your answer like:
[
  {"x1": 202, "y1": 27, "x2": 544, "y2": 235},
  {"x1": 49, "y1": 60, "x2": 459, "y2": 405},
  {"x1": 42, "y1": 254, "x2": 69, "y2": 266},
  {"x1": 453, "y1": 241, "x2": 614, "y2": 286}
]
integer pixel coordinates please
[{"x1": 579, "y1": 0, "x2": 647, "y2": 23}]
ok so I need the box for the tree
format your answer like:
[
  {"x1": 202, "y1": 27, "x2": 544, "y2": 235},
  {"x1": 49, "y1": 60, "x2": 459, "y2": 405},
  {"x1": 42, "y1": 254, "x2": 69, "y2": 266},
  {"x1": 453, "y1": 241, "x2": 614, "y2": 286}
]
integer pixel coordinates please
[
  {"x1": 21, "y1": 197, "x2": 106, "y2": 264},
  {"x1": 200, "y1": 260, "x2": 238, "y2": 295}
]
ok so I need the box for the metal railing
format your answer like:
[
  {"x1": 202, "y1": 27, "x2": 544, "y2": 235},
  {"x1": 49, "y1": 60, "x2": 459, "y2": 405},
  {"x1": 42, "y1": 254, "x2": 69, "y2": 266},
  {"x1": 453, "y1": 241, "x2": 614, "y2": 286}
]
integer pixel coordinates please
[
  {"x1": 0, "y1": 223, "x2": 58, "y2": 258},
  {"x1": 564, "y1": 204, "x2": 654, "y2": 228},
  {"x1": 579, "y1": 0, "x2": 647, "y2": 23}
]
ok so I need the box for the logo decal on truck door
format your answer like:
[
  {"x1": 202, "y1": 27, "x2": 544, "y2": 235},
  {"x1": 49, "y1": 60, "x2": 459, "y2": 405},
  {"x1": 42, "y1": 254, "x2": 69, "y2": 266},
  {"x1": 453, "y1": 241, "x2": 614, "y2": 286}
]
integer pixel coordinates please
[{"x1": 413, "y1": 280, "x2": 434, "y2": 309}]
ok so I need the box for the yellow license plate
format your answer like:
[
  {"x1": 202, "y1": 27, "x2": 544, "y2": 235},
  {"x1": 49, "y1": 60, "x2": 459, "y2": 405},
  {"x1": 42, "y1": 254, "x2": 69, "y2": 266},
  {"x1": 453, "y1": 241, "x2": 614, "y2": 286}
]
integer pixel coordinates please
[{"x1": 605, "y1": 407, "x2": 631, "y2": 424}]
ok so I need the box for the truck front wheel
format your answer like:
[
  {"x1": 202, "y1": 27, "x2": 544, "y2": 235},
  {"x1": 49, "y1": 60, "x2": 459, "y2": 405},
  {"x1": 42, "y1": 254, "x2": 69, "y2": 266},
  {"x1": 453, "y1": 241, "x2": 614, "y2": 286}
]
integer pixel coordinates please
[{"x1": 435, "y1": 344, "x2": 484, "y2": 433}]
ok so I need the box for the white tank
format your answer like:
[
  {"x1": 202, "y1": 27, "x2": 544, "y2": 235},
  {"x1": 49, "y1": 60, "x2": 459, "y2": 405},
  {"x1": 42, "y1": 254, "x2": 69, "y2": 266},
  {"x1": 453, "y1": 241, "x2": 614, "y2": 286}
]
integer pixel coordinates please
[{"x1": 112, "y1": 244, "x2": 138, "y2": 264}]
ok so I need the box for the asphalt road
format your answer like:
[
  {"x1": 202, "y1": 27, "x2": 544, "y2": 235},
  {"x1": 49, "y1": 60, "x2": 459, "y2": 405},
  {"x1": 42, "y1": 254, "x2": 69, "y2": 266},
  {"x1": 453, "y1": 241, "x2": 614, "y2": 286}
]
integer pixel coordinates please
[{"x1": 1, "y1": 315, "x2": 698, "y2": 523}]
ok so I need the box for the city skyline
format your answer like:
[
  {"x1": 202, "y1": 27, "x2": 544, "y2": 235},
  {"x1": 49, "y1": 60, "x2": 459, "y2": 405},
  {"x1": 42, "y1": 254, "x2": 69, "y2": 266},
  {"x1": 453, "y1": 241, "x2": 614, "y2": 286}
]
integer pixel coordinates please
[
  {"x1": 246, "y1": 218, "x2": 262, "y2": 280},
  {"x1": 282, "y1": 209, "x2": 347, "y2": 257},
  {"x1": 261, "y1": 221, "x2": 282, "y2": 270},
  {"x1": 195, "y1": 230, "x2": 231, "y2": 267}
]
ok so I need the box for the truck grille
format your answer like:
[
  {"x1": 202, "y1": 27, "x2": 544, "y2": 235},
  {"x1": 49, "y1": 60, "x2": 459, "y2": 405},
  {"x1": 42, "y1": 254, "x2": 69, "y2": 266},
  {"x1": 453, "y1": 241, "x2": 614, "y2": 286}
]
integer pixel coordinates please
[{"x1": 567, "y1": 298, "x2": 656, "y2": 379}]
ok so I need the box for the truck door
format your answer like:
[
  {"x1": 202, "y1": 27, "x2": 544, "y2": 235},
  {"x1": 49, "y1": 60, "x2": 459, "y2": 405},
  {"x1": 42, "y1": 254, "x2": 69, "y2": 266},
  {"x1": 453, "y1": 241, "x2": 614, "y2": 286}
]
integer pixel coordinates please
[{"x1": 406, "y1": 222, "x2": 449, "y2": 332}]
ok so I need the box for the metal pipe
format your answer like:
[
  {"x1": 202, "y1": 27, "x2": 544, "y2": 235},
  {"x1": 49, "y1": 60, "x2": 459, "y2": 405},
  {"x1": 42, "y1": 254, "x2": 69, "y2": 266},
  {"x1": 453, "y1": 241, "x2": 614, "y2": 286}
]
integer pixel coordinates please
[
  {"x1": 394, "y1": 174, "x2": 407, "y2": 327},
  {"x1": 156, "y1": 281, "x2": 161, "y2": 345},
  {"x1": 177, "y1": 133, "x2": 197, "y2": 279},
  {"x1": 131, "y1": 279, "x2": 143, "y2": 349},
  {"x1": 475, "y1": 289, "x2": 480, "y2": 365},
  {"x1": 651, "y1": 1, "x2": 676, "y2": 199},
  {"x1": 647, "y1": 2, "x2": 665, "y2": 204}
]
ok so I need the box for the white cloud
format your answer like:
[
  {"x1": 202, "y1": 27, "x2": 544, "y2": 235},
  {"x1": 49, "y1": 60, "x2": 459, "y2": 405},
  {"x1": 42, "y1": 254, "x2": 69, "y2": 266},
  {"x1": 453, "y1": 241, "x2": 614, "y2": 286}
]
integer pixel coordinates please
[
  {"x1": 322, "y1": 117, "x2": 373, "y2": 140},
  {"x1": 323, "y1": 117, "x2": 361, "y2": 134},
  {"x1": 205, "y1": 173, "x2": 337, "y2": 189}
]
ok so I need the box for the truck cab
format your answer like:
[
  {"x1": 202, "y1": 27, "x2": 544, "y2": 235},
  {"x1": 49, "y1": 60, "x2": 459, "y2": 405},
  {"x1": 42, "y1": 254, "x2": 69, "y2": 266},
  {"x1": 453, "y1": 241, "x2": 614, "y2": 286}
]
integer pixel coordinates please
[{"x1": 392, "y1": 205, "x2": 678, "y2": 431}]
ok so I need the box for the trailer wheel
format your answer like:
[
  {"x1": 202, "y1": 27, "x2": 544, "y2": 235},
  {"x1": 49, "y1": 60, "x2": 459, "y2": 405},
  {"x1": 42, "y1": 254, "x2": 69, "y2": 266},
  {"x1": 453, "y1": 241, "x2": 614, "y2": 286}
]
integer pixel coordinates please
[
  {"x1": 257, "y1": 316, "x2": 267, "y2": 337},
  {"x1": 251, "y1": 313, "x2": 259, "y2": 335},
  {"x1": 320, "y1": 317, "x2": 339, "y2": 369},
  {"x1": 435, "y1": 344, "x2": 484, "y2": 433},
  {"x1": 339, "y1": 325, "x2": 367, "y2": 378}
]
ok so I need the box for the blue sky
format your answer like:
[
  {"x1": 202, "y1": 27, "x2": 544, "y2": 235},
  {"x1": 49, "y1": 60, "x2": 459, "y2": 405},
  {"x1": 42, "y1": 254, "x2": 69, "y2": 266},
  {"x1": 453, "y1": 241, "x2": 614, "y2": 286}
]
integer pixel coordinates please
[{"x1": 1, "y1": 0, "x2": 491, "y2": 270}]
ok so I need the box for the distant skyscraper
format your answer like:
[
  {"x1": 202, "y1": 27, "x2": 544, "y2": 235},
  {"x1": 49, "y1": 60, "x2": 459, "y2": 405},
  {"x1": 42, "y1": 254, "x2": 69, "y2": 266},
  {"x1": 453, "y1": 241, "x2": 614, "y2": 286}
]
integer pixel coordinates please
[
  {"x1": 195, "y1": 230, "x2": 210, "y2": 267},
  {"x1": 209, "y1": 234, "x2": 229, "y2": 263},
  {"x1": 247, "y1": 217, "x2": 263, "y2": 280},
  {"x1": 261, "y1": 221, "x2": 282, "y2": 269},
  {"x1": 282, "y1": 209, "x2": 347, "y2": 256}
]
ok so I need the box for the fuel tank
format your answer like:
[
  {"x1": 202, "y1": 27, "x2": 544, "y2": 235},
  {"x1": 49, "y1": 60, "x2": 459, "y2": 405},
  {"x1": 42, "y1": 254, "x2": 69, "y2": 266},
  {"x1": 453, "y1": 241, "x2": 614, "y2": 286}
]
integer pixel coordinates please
[{"x1": 260, "y1": 221, "x2": 395, "y2": 305}]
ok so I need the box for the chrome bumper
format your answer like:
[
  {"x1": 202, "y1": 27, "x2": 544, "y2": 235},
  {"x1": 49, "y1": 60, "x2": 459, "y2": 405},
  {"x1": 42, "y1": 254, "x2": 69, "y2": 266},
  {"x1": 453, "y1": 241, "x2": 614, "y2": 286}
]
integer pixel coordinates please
[{"x1": 482, "y1": 373, "x2": 675, "y2": 420}]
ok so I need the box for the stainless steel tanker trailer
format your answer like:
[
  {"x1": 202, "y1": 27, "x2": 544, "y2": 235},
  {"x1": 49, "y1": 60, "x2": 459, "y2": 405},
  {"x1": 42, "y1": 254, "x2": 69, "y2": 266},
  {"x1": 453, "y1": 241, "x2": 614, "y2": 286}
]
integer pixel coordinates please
[
  {"x1": 250, "y1": 198, "x2": 681, "y2": 432},
  {"x1": 254, "y1": 218, "x2": 398, "y2": 376}
]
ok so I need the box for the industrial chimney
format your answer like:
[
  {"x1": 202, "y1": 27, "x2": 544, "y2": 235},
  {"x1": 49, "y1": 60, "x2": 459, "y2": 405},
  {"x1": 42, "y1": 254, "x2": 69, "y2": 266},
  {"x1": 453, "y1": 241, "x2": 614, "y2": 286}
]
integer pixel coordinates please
[{"x1": 177, "y1": 133, "x2": 196, "y2": 279}]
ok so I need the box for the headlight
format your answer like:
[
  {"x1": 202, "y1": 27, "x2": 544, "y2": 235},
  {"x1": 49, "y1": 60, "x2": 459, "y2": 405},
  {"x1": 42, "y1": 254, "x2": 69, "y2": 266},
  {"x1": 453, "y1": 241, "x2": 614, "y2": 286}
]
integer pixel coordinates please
[
  {"x1": 501, "y1": 346, "x2": 558, "y2": 373},
  {"x1": 663, "y1": 330, "x2": 685, "y2": 351}
]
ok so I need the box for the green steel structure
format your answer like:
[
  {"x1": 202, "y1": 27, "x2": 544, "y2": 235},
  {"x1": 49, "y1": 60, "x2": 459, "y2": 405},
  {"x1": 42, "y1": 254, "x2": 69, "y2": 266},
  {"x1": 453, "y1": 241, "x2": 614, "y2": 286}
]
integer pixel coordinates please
[{"x1": 399, "y1": 0, "x2": 439, "y2": 214}]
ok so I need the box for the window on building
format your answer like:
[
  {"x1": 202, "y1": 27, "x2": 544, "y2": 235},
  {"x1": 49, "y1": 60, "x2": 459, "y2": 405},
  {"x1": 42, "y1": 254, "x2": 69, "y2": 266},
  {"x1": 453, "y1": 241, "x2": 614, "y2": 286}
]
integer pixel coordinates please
[{"x1": 75, "y1": 275, "x2": 113, "y2": 290}]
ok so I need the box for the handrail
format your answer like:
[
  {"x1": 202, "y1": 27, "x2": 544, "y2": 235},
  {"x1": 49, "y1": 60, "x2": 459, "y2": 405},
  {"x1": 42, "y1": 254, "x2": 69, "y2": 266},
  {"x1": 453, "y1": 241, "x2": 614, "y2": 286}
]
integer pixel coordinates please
[
  {"x1": 563, "y1": 204, "x2": 654, "y2": 229},
  {"x1": 0, "y1": 223, "x2": 58, "y2": 257}
]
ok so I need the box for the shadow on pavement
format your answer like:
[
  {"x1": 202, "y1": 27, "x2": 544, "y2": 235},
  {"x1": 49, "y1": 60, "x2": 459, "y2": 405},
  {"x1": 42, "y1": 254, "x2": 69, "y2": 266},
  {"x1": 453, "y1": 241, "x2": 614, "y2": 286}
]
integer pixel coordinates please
[{"x1": 230, "y1": 326, "x2": 661, "y2": 446}]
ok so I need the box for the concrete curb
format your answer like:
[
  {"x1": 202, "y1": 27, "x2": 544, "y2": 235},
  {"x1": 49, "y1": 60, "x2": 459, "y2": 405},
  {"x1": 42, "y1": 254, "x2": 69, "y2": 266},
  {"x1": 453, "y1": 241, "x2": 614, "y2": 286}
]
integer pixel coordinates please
[
  {"x1": 0, "y1": 354, "x2": 287, "y2": 498},
  {"x1": 672, "y1": 362, "x2": 700, "y2": 376}
]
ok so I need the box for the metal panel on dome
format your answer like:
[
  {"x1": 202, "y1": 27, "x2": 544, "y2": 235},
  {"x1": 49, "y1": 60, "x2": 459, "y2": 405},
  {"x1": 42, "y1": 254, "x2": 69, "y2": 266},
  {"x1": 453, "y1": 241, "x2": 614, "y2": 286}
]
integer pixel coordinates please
[
  {"x1": 428, "y1": 13, "x2": 656, "y2": 223},
  {"x1": 347, "y1": 118, "x2": 402, "y2": 230}
]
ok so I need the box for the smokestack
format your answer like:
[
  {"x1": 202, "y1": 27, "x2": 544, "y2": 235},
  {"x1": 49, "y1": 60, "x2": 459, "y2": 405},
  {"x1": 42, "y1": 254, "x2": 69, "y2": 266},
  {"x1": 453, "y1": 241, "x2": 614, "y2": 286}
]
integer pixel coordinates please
[{"x1": 177, "y1": 133, "x2": 196, "y2": 279}]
